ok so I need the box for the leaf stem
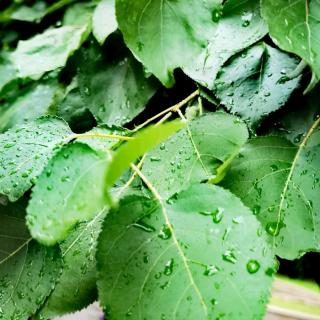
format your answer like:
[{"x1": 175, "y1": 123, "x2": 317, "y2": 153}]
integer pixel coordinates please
[
  {"x1": 72, "y1": 133, "x2": 134, "y2": 142},
  {"x1": 133, "y1": 89, "x2": 199, "y2": 132}
]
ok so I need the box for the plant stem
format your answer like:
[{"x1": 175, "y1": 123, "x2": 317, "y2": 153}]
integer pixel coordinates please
[
  {"x1": 72, "y1": 133, "x2": 134, "y2": 141},
  {"x1": 133, "y1": 89, "x2": 199, "y2": 132}
]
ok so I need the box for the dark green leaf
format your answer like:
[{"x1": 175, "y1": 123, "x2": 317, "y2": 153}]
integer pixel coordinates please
[
  {"x1": 214, "y1": 43, "x2": 301, "y2": 128},
  {"x1": 37, "y1": 208, "x2": 107, "y2": 319},
  {"x1": 97, "y1": 184, "x2": 275, "y2": 319},
  {"x1": 27, "y1": 142, "x2": 109, "y2": 245},
  {"x1": 0, "y1": 81, "x2": 62, "y2": 132},
  {"x1": 142, "y1": 113, "x2": 248, "y2": 198},
  {"x1": 0, "y1": 117, "x2": 72, "y2": 202},
  {"x1": 78, "y1": 45, "x2": 159, "y2": 126},
  {"x1": 222, "y1": 131, "x2": 320, "y2": 259},
  {"x1": 261, "y1": 0, "x2": 320, "y2": 91},
  {"x1": 185, "y1": 0, "x2": 267, "y2": 89},
  {"x1": 0, "y1": 213, "x2": 62, "y2": 319}
]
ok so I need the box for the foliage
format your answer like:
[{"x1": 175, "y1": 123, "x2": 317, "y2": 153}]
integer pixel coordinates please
[{"x1": 0, "y1": 0, "x2": 319, "y2": 319}]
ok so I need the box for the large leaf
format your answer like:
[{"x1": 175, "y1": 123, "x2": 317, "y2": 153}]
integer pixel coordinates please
[
  {"x1": 37, "y1": 208, "x2": 107, "y2": 319},
  {"x1": 0, "y1": 81, "x2": 62, "y2": 132},
  {"x1": 0, "y1": 212, "x2": 62, "y2": 319},
  {"x1": 27, "y1": 142, "x2": 109, "y2": 245},
  {"x1": 0, "y1": 117, "x2": 72, "y2": 202},
  {"x1": 222, "y1": 130, "x2": 320, "y2": 259},
  {"x1": 92, "y1": 0, "x2": 117, "y2": 45},
  {"x1": 11, "y1": 25, "x2": 90, "y2": 80},
  {"x1": 142, "y1": 113, "x2": 248, "y2": 198},
  {"x1": 185, "y1": 0, "x2": 267, "y2": 89},
  {"x1": 115, "y1": 0, "x2": 222, "y2": 87},
  {"x1": 78, "y1": 44, "x2": 159, "y2": 126},
  {"x1": 261, "y1": 0, "x2": 320, "y2": 91},
  {"x1": 97, "y1": 184, "x2": 275, "y2": 319},
  {"x1": 105, "y1": 120, "x2": 186, "y2": 190},
  {"x1": 214, "y1": 43, "x2": 301, "y2": 128}
]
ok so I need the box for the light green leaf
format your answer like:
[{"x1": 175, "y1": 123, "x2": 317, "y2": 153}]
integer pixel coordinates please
[
  {"x1": 0, "y1": 117, "x2": 72, "y2": 202},
  {"x1": 63, "y1": 2, "x2": 95, "y2": 26},
  {"x1": 0, "y1": 81, "x2": 62, "y2": 132},
  {"x1": 77, "y1": 44, "x2": 159, "y2": 126},
  {"x1": 93, "y1": 0, "x2": 117, "y2": 45},
  {"x1": 214, "y1": 43, "x2": 301, "y2": 128},
  {"x1": 184, "y1": 0, "x2": 267, "y2": 89},
  {"x1": 115, "y1": 0, "x2": 222, "y2": 87},
  {"x1": 222, "y1": 130, "x2": 320, "y2": 259},
  {"x1": 142, "y1": 113, "x2": 248, "y2": 198},
  {"x1": 97, "y1": 184, "x2": 275, "y2": 319},
  {"x1": 10, "y1": 1, "x2": 48, "y2": 23},
  {"x1": 27, "y1": 142, "x2": 109, "y2": 245},
  {"x1": 37, "y1": 208, "x2": 107, "y2": 319},
  {"x1": 11, "y1": 25, "x2": 90, "y2": 80},
  {"x1": 0, "y1": 212, "x2": 62, "y2": 319},
  {"x1": 0, "y1": 53, "x2": 17, "y2": 95},
  {"x1": 261, "y1": 0, "x2": 320, "y2": 91},
  {"x1": 105, "y1": 120, "x2": 186, "y2": 190}
]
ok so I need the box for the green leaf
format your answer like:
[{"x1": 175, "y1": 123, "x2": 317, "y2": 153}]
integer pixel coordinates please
[
  {"x1": 0, "y1": 117, "x2": 72, "y2": 202},
  {"x1": 142, "y1": 113, "x2": 248, "y2": 198},
  {"x1": 0, "y1": 53, "x2": 17, "y2": 95},
  {"x1": 11, "y1": 25, "x2": 90, "y2": 80},
  {"x1": 77, "y1": 44, "x2": 159, "y2": 126},
  {"x1": 214, "y1": 43, "x2": 301, "y2": 128},
  {"x1": 63, "y1": 2, "x2": 94, "y2": 26},
  {"x1": 93, "y1": 0, "x2": 117, "y2": 45},
  {"x1": 115, "y1": 0, "x2": 221, "y2": 87},
  {"x1": 37, "y1": 208, "x2": 107, "y2": 319},
  {"x1": 97, "y1": 184, "x2": 275, "y2": 319},
  {"x1": 10, "y1": 1, "x2": 48, "y2": 23},
  {"x1": 261, "y1": 0, "x2": 320, "y2": 91},
  {"x1": 0, "y1": 81, "x2": 62, "y2": 132},
  {"x1": 105, "y1": 120, "x2": 186, "y2": 190},
  {"x1": 0, "y1": 213, "x2": 62, "y2": 319},
  {"x1": 222, "y1": 130, "x2": 320, "y2": 259},
  {"x1": 27, "y1": 142, "x2": 109, "y2": 245},
  {"x1": 185, "y1": 0, "x2": 267, "y2": 89}
]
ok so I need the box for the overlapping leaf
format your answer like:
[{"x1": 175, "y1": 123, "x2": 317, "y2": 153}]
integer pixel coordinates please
[
  {"x1": 37, "y1": 208, "x2": 107, "y2": 319},
  {"x1": 93, "y1": 0, "x2": 117, "y2": 45},
  {"x1": 184, "y1": 0, "x2": 267, "y2": 88},
  {"x1": 97, "y1": 184, "x2": 275, "y2": 319},
  {"x1": 214, "y1": 43, "x2": 301, "y2": 127},
  {"x1": 0, "y1": 211, "x2": 62, "y2": 319},
  {"x1": 142, "y1": 113, "x2": 248, "y2": 198},
  {"x1": 222, "y1": 128, "x2": 320, "y2": 259},
  {"x1": 27, "y1": 142, "x2": 109, "y2": 245},
  {"x1": 261, "y1": 0, "x2": 320, "y2": 91},
  {"x1": 0, "y1": 117, "x2": 72, "y2": 202},
  {"x1": 77, "y1": 44, "x2": 159, "y2": 126},
  {"x1": 0, "y1": 81, "x2": 62, "y2": 132}
]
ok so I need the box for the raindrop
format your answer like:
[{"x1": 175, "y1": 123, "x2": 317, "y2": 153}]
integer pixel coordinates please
[
  {"x1": 158, "y1": 224, "x2": 172, "y2": 240},
  {"x1": 222, "y1": 249, "x2": 237, "y2": 264},
  {"x1": 164, "y1": 259, "x2": 174, "y2": 276},
  {"x1": 246, "y1": 260, "x2": 260, "y2": 274},
  {"x1": 204, "y1": 265, "x2": 219, "y2": 276}
]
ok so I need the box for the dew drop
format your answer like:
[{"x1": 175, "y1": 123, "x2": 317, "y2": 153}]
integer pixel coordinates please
[{"x1": 246, "y1": 260, "x2": 260, "y2": 274}]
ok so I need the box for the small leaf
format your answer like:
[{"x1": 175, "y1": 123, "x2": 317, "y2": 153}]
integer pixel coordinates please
[
  {"x1": 37, "y1": 208, "x2": 107, "y2": 319},
  {"x1": 185, "y1": 0, "x2": 267, "y2": 89},
  {"x1": 0, "y1": 117, "x2": 72, "y2": 202},
  {"x1": 93, "y1": 0, "x2": 117, "y2": 45},
  {"x1": 97, "y1": 184, "x2": 275, "y2": 319},
  {"x1": 105, "y1": 120, "x2": 186, "y2": 190},
  {"x1": 27, "y1": 142, "x2": 109, "y2": 245},
  {"x1": 222, "y1": 130, "x2": 320, "y2": 259},
  {"x1": 0, "y1": 53, "x2": 17, "y2": 95},
  {"x1": 261, "y1": 0, "x2": 320, "y2": 91},
  {"x1": 77, "y1": 43, "x2": 159, "y2": 126},
  {"x1": 10, "y1": 1, "x2": 48, "y2": 23},
  {"x1": 11, "y1": 25, "x2": 90, "y2": 79},
  {"x1": 0, "y1": 212, "x2": 62, "y2": 319},
  {"x1": 142, "y1": 113, "x2": 248, "y2": 198},
  {"x1": 214, "y1": 43, "x2": 301, "y2": 128}
]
